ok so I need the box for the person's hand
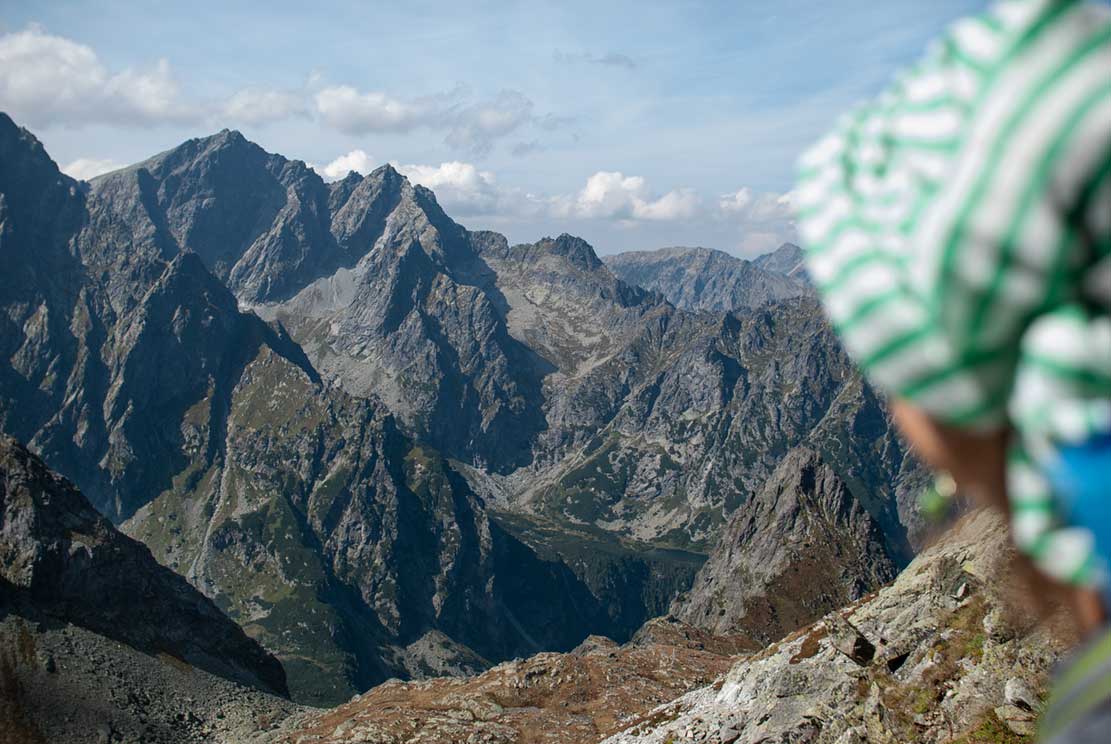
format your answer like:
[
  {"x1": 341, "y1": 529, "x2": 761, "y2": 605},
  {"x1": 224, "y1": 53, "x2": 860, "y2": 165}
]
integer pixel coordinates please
[{"x1": 890, "y1": 399, "x2": 1009, "y2": 511}]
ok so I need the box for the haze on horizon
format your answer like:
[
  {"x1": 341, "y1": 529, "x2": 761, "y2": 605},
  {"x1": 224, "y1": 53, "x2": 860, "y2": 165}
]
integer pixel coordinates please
[{"x1": 0, "y1": 0, "x2": 983, "y2": 255}]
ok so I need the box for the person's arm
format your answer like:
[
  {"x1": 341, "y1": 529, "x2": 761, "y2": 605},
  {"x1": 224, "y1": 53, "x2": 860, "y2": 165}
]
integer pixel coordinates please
[{"x1": 890, "y1": 397, "x2": 1106, "y2": 635}]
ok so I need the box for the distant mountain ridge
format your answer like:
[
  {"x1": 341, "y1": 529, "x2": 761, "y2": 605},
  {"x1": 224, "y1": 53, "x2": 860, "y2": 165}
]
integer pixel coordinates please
[
  {"x1": 753, "y1": 242, "x2": 807, "y2": 279},
  {"x1": 603, "y1": 244, "x2": 809, "y2": 313}
]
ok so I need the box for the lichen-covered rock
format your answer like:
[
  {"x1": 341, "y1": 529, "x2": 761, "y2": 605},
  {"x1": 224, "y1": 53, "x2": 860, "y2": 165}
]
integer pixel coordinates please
[{"x1": 604, "y1": 511, "x2": 1073, "y2": 744}]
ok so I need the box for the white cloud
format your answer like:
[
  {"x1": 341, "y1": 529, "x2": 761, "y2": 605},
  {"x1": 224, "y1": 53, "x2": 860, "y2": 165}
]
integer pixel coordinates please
[
  {"x1": 61, "y1": 157, "x2": 124, "y2": 181},
  {"x1": 314, "y1": 84, "x2": 534, "y2": 154},
  {"x1": 718, "y1": 188, "x2": 794, "y2": 224},
  {"x1": 0, "y1": 26, "x2": 316, "y2": 131},
  {"x1": 718, "y1": 188, "x2": 752, "y2": 214},
  {"x1": 0, "y1": 27, "x2": 546, "y2": 157},
  {"x1": 0, "y1": 26, "x2": 192, "y2": 128},
  {"x1": 222, "y1": 88, "x2": 307, "y2": 126},
  {"x1": 396, "y1": 161, "x2": 502, "y2": 215},
  {"x1": 314, "y1": 85, "x2": 430, "y2": 134},
  {"x1": 444, "y1": 90, "x2": 533, "y2": 154},
  {"x1": 717, "y1": 188, "x2": 797, "y2": 253},
  {"x1": 314, "y1": 149, "x2": 377, "y2": 181},
  {"x1": 557, "y1": 171, "x2": 700, "y2": 222}
]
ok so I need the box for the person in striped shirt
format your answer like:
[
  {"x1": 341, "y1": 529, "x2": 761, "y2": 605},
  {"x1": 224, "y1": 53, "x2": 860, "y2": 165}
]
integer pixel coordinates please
[{"x1": 795, "y1": 0, "x2": 1110, "y2": 739}]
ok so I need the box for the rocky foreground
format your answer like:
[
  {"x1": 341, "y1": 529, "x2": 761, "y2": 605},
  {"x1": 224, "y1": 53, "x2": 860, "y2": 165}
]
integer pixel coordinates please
[
  {"x1": 278, "y1": 620, "x2": 753, "y2": 744},
  {"x1": 605, "y1": 510, "x2": 1071, "y2": 744},
  {"x1": 271, "y1": 510, "x2": 1070, "y2": 744}
]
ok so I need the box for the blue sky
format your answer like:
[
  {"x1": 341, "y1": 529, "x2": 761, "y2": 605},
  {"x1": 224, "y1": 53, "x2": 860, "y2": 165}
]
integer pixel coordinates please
[{"x1": 0, "y1": 0, "x2": 985, "y2": 255}]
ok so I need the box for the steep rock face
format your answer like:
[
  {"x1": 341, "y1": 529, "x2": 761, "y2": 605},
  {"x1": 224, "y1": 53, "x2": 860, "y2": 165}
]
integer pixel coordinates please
[
  {"x1": 0, "y1": 114, "x2": 108, "y2": 472},
  {"x1": 123, "y1": 342, "x2": 609, "y2": 704},
  {"x1": 251, "y1": 172, "x2": 547, "y2": 473},
  {"x1": 87, "y1": 129, "x2": 347, "y2": 304},
  {"x1": 514, "y1": 296, "x2": 919, "y2": 553},
  {"x1": 603, "y1": 246, "x2": 807, "y2": 313},
  {"x1": 671, "y1": 447, "x2": 897, "y2": 642},
  {"x1": 0, "y1": 435, "x2": 287, "y2": 695},
  {"x1": 464, "y1": 233, "x2": 920, "y2": 554}
]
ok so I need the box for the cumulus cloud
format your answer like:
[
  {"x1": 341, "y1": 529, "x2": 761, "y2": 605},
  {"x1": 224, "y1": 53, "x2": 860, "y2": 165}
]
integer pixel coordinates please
[
  {"x1": 718, "y1": 187, "x2": 753, "y2": 214},
  {"x1": 314, "y1": 84, "x2": 536, "y2": 154},
  {"x1": 0, "y1": 26, "x2": 192, "y2": 128},
  {"x1": 396, "y1": 161, "x2": 503, "y2": 215},
  {"x1": 313, "y1": 149, "x2": 377, "y2": 181},
  {"x1": 0, "y1": 26, "x2": 310, "y2": 130},
  {"x1": 314, "y1": 85, "x2": 433, "y2": 133},
  {"x1": 554, "y1": 171, "x2": 700, "y2": 222},
  {"x1": 0, "y1": 26, "x2": 553, "y2": 158},
  {"x1": 444, "y1": 90, "x2": 533, "y2": 154},
  {"x1": 61, "y1": 157, "x2": 124, "y2": 181},
  {"x1": 719, "y1": 188, "x2": 794, "y2": 223},
  {"x1": 221, "y1": 88, "x2": 307, "y2": 126},
  {"x1": 717, "y1": 188, "x2": 797, "y2": 253}
]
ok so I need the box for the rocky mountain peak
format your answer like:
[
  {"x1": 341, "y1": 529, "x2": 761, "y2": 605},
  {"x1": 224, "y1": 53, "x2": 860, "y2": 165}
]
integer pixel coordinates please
[
  {"x1": 0, "y1": 112, "x2": 88, "y2": 303},
  {"x1": 671, "y1": 446, "x2": 896, "y2": 642},
  {"x1": 753, "y1": 242, "x2": 806, "y2": 278},
  {"x1": 373, "y1": 162, "x2": 402, "y2": 179},
  {"x1": 0, "y1": 112, "x2": 59, "y2": 175},
  {"x1": 535, "y1": 233, "x2": 605, "y2": 271}
]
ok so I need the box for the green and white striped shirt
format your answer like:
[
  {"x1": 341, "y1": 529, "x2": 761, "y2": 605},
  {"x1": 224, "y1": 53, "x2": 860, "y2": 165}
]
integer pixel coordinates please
[{"x1": 797, "y1": 0, "x2": 1111, "y2": 586}]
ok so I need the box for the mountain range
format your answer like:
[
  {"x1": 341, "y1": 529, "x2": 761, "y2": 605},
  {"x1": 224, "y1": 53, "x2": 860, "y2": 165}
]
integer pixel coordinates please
[
  {"x1": 0, "y1": 111, "x2": 926, "y2": 710},
  {"x1": 603, "y1": 244, "x2": 808, "y2": 313}
]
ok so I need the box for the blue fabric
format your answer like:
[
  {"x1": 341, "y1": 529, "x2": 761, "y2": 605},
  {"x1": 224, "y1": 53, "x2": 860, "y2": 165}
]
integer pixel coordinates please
[{"x1": 1049, "y1": 433, "x2": 1111, "y2": 587}]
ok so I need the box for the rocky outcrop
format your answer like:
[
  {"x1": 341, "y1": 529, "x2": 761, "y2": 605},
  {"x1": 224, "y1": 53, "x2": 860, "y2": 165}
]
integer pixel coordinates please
[
  {"x1": 276, "y1": 618, "x2": 751, "y2": 744},
  {"x1": 604, "y1": 245, "x2": 808, "y2": 313},
  {"x1": 605, "y1": 510, "x2": 1072, "y2": 744},
  {"x1": 0, "y1": 435, "x2": 288, "y2": 695},
  {"x1": 670, "y1": 448, "x2": 897, "y2": 642},
  {"x1": 0, "y1": 613, "x2": 306, "y2": 744}
]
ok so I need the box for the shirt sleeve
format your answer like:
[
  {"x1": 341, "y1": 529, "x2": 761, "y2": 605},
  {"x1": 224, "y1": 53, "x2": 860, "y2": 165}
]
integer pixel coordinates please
[{"x1": 795, "y1": 0, "x2": 1111, "y2": 431}]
